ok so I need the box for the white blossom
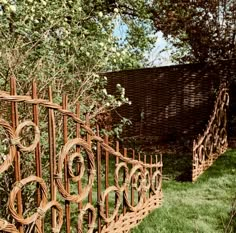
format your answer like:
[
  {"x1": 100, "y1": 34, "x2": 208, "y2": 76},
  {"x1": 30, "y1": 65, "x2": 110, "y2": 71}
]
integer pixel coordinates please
[
  {"x1": 102, "y1": 89, "x2": 107, "y2": 95},
  {"x1": 111, "y1": 47, "x2": 116, "y2": 52},
  {"x1": 9, "y1": 5, "x2": 16, "y2": 13},
  {"x1": 1, "y1": 0, "x2": 8, "y2": 4},
  {"x1": 117, "y1": 101, "x2": 122, "y2": 106},
  {"x1": 98, "y1": 12, "x2": 103, "y2": 17},
  {"x1": 99, "y1": 42, "x2": 104, "y2": 47},
  {"x1": 41, "y1": 0, "x2": 46, "y2": 6}
]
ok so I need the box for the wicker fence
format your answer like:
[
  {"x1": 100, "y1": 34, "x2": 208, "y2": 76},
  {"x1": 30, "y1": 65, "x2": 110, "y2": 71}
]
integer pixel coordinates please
[
  {"x1": 106, "y1": 59, "x2": 235, "y2": 142},
  {"x1": 192, "y1": 85, "x2": 229, "y2": 181},
  {"x1": 0, "y1": 77, "x2": 162, "y2": 233},
  {"x1": 105, "y1": 60, "x2": 232, "y2": 181}
]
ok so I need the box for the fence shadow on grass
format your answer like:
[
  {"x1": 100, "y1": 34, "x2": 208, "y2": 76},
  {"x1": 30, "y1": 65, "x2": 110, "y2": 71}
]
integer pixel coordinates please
[
  {"x1": 162, "y1": 149, "x2": 236, "y2": 182},
  {"x1": 162, "y1": 153, "x2": 192, "y2": 182}
]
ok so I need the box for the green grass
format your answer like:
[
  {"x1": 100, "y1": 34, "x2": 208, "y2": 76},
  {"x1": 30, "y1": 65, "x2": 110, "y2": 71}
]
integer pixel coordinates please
[{"x1": 132, "y1": 149, "x2": 236, "y2": 233}]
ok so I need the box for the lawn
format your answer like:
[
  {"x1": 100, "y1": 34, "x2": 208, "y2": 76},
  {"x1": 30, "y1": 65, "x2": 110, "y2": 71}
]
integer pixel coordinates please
[{"x1": 132, "y1": 149, "x2": 236, "y2": 233}]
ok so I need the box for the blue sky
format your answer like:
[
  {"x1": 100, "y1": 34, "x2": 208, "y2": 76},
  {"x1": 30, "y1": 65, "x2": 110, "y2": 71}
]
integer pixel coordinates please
[{"x1": 147, "y1": 32, "x2": 174, "y2": 67}]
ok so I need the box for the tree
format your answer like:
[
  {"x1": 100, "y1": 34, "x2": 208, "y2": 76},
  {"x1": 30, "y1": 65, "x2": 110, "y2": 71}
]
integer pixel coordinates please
[
  {"x1": 150, "y1": 0, "x2": 236, "y2": 63},
  {"x1": 86, "y1": 0, "x2": 236, "y2": 63},
  {"x1": 0, "y1": 0, "x2": 157, "y2": 119}
]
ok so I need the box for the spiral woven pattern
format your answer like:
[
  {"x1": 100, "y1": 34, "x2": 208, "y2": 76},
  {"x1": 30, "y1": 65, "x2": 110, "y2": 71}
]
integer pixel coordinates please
[
  {"x1": 0, "y1": 219, "x2": 19, "y2": 233},
  {"x1": 0, "y1": 118, "x2": 17, "y2": 173},
  {"x1": 15, "y1": 120, "x2": 40, "y2": 152},
  {"x1": 192, "y1": 87, "x2": 229, "y2": 181},
  {"x1": 0, "y1": 77, "x2": 162, "y2": 233},
  {"x1": 8, "y1": 176, "x2": 48, "y2": 225}
]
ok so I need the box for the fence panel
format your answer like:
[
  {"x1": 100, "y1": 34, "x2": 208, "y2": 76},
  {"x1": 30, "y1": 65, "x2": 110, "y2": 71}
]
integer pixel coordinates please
[
  {"x1": 0, "y1": 77, "x2": 162, "y2": 233},
  {"x1": 192, "y1": 86, "x2": 229, "y2": 181}
]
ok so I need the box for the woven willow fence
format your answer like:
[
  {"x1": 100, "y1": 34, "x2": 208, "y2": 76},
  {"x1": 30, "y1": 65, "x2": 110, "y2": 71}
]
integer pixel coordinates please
[
  {"x1": 105, "y1": 62, "x2": 224, "y2": 140},
  {"x1": 192, "y1": 86, "x2": 229, "y2": 181},
  {"x1": 0, "y1": 77, "x2": 162, "y2": 233},
  {"x1": 105, "y1": 61, "x2": 230, "y2": 181}
]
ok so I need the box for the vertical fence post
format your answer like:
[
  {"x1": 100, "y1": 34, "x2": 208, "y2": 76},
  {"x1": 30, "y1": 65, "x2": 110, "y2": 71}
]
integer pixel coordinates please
[
  {"x1": 96, "y1": 125, "x2": 102, "y2": 233},
  {"x1": 115, "y1": 141, "x2": 119, "y2": 222},
  {"x1": 138, "y1": 153, "x2": 141, "y2": 202},
  {"x1": 76, "y1": 103, "x2": 83, "y2": 232},
  {"x1": 104, "y1": 135, "x2": 109, "y2": 221},
  {"x1": 48, "y1": 87, "x2": 57, "y2": 230},
  {"x1": 86, "y1": 114, "x2": 93, "y2": 226},
  {"x1": 155, "y1": 154, "x2": 161, "y2": 192},
  {"x1": 10, "y1": 76, "x2": 23, "y2": 233},
  {"x1": 131, "y1": 150, "x2": 135, "y2": 206},
  {"x1": 123, "y1": 148, "x2": 127, "y2": 215},
  {"x1": 32, "y1": 80, "x2": 43, "y2": 232},
  {"x1": 159, "y1": 154, "x2": 162, "y2": 188},
  {"x1": 143, "y1": 154, "x2": 147, "y2": 202},
  {"x1": 62, "y1": 94, "x2": 71, "y2": 233},
  {"x1": 149, "y1": 155, "x2": 153, "y2": 198}
]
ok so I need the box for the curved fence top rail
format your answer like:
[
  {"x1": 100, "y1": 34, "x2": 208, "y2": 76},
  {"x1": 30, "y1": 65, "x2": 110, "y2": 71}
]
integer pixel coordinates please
[
  {"x1": 193, "y1": 86, "x2": 229, "y2": 148},
  {"x1": 0, "y1": 78, "x2": 160, "y2": 169}
]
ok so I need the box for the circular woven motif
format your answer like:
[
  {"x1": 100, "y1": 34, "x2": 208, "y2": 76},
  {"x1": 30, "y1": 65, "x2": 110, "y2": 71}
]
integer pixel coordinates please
[
  {"x1": 0, "y1": 119, "x2": 16, "y2": 174},
  {"x1": 15, "y1": 120, "x2": 40, "y2": 152}
]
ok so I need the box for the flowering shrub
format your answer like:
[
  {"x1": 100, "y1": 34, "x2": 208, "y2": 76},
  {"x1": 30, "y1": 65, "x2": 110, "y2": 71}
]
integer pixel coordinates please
[{"x1": 0, "y1": 0, "x2": 155, "y2": 122}]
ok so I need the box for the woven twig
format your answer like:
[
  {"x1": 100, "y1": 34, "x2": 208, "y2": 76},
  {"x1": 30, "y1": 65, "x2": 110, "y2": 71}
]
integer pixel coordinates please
[
  {"x1": 8, "y1": 175, "x2": 48, "y2": 225},
  {"x1": 0, "y1": 119, "x2": 16, "y2": 173},
  {"x1": 15, "y1": 120, "x2": 40, "y2": 152},
  {"x1": 115, "y1": 162, "x2": 129, "y2": 191},
  {"x1": 36, "y1": 200, "x2": 63, "y2": 233},
  {"x1": 101, "y1": 191, "x2": 162, "y2": 233},
  {"x1": 0, "y1": 219, "x2": 19, "y2": 233},
  {"x1": 55, "y1": 138, "x2": 95, "y2": 203},
  {"x1": 67, "y1": 152, "x2": 85, "y2": 182},
  {"x1": 78, "y1": 203, "x2": 97, "y2": 233},
  {"x1": 193, "y1": 87, "x2": 229, "y2": 181},
  {"x1": 100, "y1": 186, "x2": 121, "y2": 223}
]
